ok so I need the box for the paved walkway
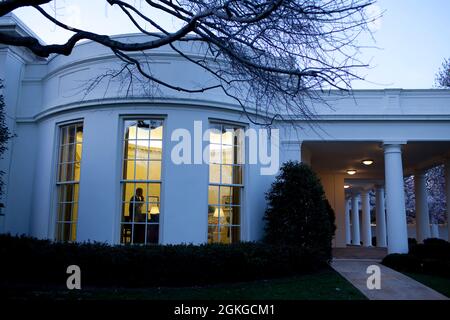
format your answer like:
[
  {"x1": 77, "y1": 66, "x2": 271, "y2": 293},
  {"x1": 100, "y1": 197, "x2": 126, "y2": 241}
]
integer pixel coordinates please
[
  {"x1": 331, "y1": 249, "x2": 448, "y2": 300},
  {"x1": 333, "y1": 246, "x2": 387, "y2": 260}
]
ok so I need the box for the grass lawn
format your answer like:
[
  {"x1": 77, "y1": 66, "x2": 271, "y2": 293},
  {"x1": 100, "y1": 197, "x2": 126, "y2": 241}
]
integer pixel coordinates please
[
  {"x1": 3, "y1": 267, "x2": 366, "y2": 300},
  {"x1": 405, "y1": 273, "x2": 450, "y2": 298}
]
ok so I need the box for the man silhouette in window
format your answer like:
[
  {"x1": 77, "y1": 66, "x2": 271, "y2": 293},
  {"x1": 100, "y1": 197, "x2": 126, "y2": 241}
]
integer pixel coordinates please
[{"x1": 129, "y1": 187, "x2": 145, "y2": 222}]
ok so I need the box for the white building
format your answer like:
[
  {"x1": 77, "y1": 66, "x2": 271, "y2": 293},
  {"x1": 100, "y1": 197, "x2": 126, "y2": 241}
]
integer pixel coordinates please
[{"x1": 1, "y1": 15, "x2": 450, "y2": 254}]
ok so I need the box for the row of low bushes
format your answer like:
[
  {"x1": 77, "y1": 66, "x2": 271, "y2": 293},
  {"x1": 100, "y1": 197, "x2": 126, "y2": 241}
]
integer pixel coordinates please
[
  {"x1": 0, "y1": 234, "x2": 326, "y2": 288},
  {"x1": 382, "y1": 238, "x2": 450, "y2": 278}
]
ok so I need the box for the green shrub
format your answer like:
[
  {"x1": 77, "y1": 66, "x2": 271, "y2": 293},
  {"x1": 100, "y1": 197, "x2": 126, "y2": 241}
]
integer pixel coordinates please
[
  {"x1": 382, "y1": 239, "x2": 450, "y2": 278},
  {"x1": 410, "y1": 239, "x2": 450, "y2": 261},
  {"x1": 0, "y1": 234, "x2": 326, "y2": 288},
  {"x1": 263, "y1": 161, "x2": 335, "y2": 261},
  {"x1": 381, "y1": 254, "x2": 422, "y2": 273}
]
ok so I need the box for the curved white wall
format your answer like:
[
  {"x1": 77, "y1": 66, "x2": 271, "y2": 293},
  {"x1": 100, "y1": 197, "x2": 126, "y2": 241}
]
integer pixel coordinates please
[{"x1": 1, "y1": 28, "x2": 450, "y2": 246}]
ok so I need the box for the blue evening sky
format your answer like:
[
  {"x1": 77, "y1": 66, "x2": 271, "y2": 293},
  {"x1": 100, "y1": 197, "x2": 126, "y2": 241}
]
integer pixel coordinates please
[{"x1": 13, "y1": 0, "x2": 450, "y2": 89}]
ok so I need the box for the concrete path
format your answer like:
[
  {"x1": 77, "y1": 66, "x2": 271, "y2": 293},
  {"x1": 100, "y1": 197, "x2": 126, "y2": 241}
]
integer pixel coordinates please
[
  {"x1": 333, "y1": 247, "x2": 387, "y2": 260},
  {"x1": 331, "y1": 259, "x2": 448, "y2": 300}
]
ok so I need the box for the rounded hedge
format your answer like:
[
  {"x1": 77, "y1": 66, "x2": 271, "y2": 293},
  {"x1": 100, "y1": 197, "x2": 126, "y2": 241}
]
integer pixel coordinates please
[{"x1": 263, "y1": 161, "x2": 336, "y2": 261}]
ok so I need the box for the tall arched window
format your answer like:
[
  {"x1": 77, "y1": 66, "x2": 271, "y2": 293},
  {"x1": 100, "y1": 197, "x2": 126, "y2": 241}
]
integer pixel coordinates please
[
  {"x1": 55, "y1": 122, "x2": 83, "y2": 241},
  {"x1": 208, "y1": 123, "x2": 244, "y2": 244},
  {"x1": 120, "y1": 119, "x2": 163, "y2": 244}
]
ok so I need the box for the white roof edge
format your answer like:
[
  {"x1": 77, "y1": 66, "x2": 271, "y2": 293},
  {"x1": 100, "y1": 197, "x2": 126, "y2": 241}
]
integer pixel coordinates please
[{"x1": 0, "y1": 13, "x2": 45, "y2": 45}]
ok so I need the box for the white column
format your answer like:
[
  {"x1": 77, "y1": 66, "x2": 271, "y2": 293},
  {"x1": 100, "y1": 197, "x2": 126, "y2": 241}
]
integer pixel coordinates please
[
  {"x1": 345, "y1": 198, "x2": 351, "y2": 245},
  {"x1": 431, "y1": 224, "x2": 439, "y2": 238},
  {"x1": 414, "y1": 171, "x2": 430, "y2": 243},
  {"x1": 375, "y1": 186, "x2": 387, "y2": 247},
  {"x1": 361, "y1": 190, "x2": 372, "y2": 247},
  {"x1": 446, "y1": 159, "x2": 450, "y2": 242},
  {"x1": 383, "y1": 143, "x2": 408, "y2": 254},
  {"x1": 351, "y1": 194, "x2": 360, "y2": 246}
]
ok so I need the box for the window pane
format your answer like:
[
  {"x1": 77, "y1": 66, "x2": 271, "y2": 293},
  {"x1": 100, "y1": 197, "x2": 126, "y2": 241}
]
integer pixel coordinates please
[
  {"x1": 221, "y1": 206, "x2": 232, "y2": 225},
  {"x1": 149, "y1": 161, "x2": 161, "y2": 181},
  {"x1": 150, "y1": 140, "x2": 163, "y2": 160},
  {"x1": 61, "y1": 127, "x2": 69, "y2": 145},
  {"x1": 72, "y1": 202, "x2": 78, "y2": 222},
  {"x1": 148, "y1": 203, "x2": 160, "y2": 223},
  {"x1": 209, "y1": 164, "x2": 220, "y2": 183},
  {"x1": 222, "y1": 165, "x2": 232, "y2": 184},
  {"x1": 75, "y1": 143, "x2": 82, "y2": 162},
  {"x1": 208, "y1": 226, "x2": 218, "y2": 244},
  {"x1": 135, "y1": 160, "x2": 149, "y2": 180},
  {"x1": 59, "y1": 162, "x2": 74, "y2": 182},
  {"x1": 222, "y1": 145, "x2": 233, "y2": 165},
  {"x1": 209, "y1": 144, "x2": 221, "y2": 164},
  {"x1": 74, "y1": 162, "x2": 81, "y2": 181},
  {"x1": 56, "y1": 223, "x2": 71, "y2": 242},
  {"x1": 70, "y1": 223, "x2": 77, "y2": 241},
  {"x1": 122, "y1": 202, "x2": 131, "y2": 222},
  {"x1": 208, "y1": 205, "x2": 219, "y2": 225},
  {"x1": 123, "y1": 160, "x2": 135, "y2": 180},
  {"x1": 133, "y1": 201, "x2": 147, "y2": 223},
  {"x1": 59, "y1": 184, "x2": 77, "y2": 203},
  {"x1": 233, "y1": 165, "x2": 243, "y2": 185},
  {"x1": 150, "y1": 120, "x2": 163, "y2": 140},
  {"x1": 136, "y1": 120, "x2": 151, "y2": 140},
  {"x1": 62, "y1": 203, "x2": 72, "y2": 222},
  {"x1": 135, "y1": 140, "x2": 150, "y2": 160},
  {"x1": 208, "y1": 186, "x2": 219, "y2": 205},
  {"x1": 133, "y1": 224, "x2": 146, "y2": 244},
  {"x1": 230, "y1": 226, "x2": 240, "y2": 243},
  {"x1": 59, "y1": 145, "x2": 71, "y2": 163},
  {"x1": 230, "y1": 206, "x2": 240, "y2": 225},
  {"x1": 121, "y1": 224, "x2": 132, "y2": 244},
  {"x1": 123, "y1": 183, "x2": 137, "y2": 203},
  {"x1": 124, "y1": 121, "x2": 137, "y2": 139},
  {"x1": 235, "y1": 145, "x2": 244, "y2": 164},
  {"x1": 219, "y1": 186, "x2": 231, "y2": 205},
  {"x1": 68, "y1": 126, "x2": 76, "y2": 144},
  {"x1": 124, "y1": 140, "x2": 136, "y2": 160},
  {"x1": 209, "y1": 125, "x2": 221, "y2": 144},
  {"x1": 148, "y1": 183, "x2": 160, "y2": 201},
  {"x1": 76, "y1": 125, "x2": 83, "y2": 143},
  {"x1": 147, "y1": 224, "x2": 159, "y2": 244},
  {"x1": 222, "y1": 128, "x2": 234, "y2": 146},
  {"x1": 218, "y1": 226, "x2": 231, "y2": 244}
]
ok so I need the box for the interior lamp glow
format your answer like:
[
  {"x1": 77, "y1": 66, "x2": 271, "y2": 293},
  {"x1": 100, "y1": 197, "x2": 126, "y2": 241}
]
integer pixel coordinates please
[
  {"x1": 150, "y1": 206, "x2": 160, "y2": 215},
  {"x1": 344, "y1": 185, "x2": 350, "y2": 189},
  {"x1": 346, "y1": 169, "x2": 357, "y2": 175},
  {"x1": 148, "y1": 205, "x2": 160, "y2": 219},
  {"x1": 362, "y1": 159, "x2": 374, "y2": 166}
]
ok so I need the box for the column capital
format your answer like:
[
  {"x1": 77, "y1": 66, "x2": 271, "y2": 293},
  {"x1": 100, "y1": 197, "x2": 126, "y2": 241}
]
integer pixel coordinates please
[
  {"x1": 382, "y1": 140, "x2": 407, "y2": 146},
  {"x1": 351, "y1": 191, "x2": 360, "y2": 197},
  {"x1": 382, "y1": 142, "x2": 405, "y2": 154}
]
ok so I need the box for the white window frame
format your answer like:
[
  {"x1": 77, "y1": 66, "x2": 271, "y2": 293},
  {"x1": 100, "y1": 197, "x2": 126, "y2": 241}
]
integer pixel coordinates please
[
  {"x1": 119, "y1": 118, "x2": 164, "y2": 245},
  {"x1": 207, "y1": 121, "x2": 245, "y2": 244},
  {"x1": 54, "y1": 121, "x2": 84, "y2": 242}
]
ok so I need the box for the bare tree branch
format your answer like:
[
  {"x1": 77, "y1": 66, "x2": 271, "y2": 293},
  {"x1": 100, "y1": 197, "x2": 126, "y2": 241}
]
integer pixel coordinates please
[{"x1": 0, "y1": 0, "x2": 379, "y2": 125}]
